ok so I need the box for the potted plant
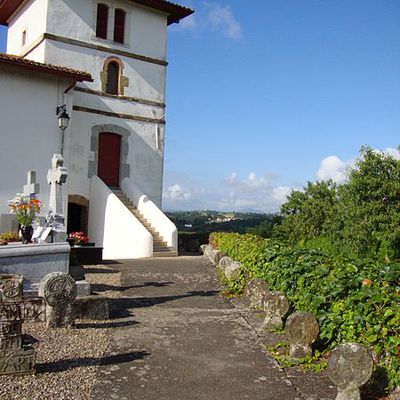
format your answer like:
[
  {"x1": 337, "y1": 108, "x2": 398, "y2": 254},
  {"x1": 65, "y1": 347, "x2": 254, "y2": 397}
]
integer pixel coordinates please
[
  {"x1": 8, "y1": 194, "x2": 41, "y2": 244},
  {"x1": 68, "y1": 231, "x2": 90, "y2": 246},
  {"x1": 0, "y1": 231, "x2": 20, "y2": 245}
]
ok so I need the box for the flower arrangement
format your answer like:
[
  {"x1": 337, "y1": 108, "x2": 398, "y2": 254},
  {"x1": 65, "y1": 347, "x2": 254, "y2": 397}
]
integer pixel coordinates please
[
  {"x1": 8, "y1": 194, "x2": 41, "y2": 226},
  {"x1": 68, "y1": 231, "x2": 89, "y2": 245},
  {"x1": 0, "y1": 231, "x2": 20, "y2": 242}
]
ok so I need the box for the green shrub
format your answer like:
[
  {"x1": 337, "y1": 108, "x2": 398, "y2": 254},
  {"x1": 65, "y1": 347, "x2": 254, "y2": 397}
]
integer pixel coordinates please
[{"x1": 211, "y1": 232, "x2": 400, "y2": 389}]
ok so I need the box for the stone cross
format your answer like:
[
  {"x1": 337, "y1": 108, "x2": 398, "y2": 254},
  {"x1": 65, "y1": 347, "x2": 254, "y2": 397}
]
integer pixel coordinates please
[
  {"x1": 285, "y1": 312, "x2": 319, "y2": 358},
  {"x1": 23, "y1": 171, "x2": 40, "y2": 196},
  {"x1": 47, "y1": 154, "x2": 68, "y2": 219},
  {"x1": 327, "y1": 343, "x2": 373, "y2": 400},
  {"x1": 39, "y1": 272, "x2": 77, "y2": 328}
]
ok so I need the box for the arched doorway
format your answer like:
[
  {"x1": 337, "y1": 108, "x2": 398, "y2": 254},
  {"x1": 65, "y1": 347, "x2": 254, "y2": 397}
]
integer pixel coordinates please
[
  {"x1": 98, "y1": 132, "x2": 121, "y2": 187},
  {"x1": 67, "y1": 195, "x2": 89, "y2": 233}
]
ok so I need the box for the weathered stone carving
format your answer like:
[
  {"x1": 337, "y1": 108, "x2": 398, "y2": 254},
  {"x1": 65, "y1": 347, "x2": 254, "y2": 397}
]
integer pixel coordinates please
[
  {"x1": 209, "y1": 249, "x2": 225, "y2": 266},
  {"x1": 224, "y1": 261, "x2": 242, "y2": 281},
  {"x1": 262, "y1": 291, "x2": 290, "y2": 330},
  {"x1": 285, "y1": 311, "x2": 319, "y2": 358},
  {"x1": 200, "y1": 244, "x2": 214, "y2": 258},
  {"x1": 327, "y1": 343, "x2": 373, "y2": 400},
  {"x1": 245, "y1": 278, "x2": 269, "y2": 309},
  {"x1": 218, "y1": 256, "x2": 233, "y2": 272},
  {"x1": 0, "y1": 274, "x2": 35, "y2": 376},
  {"x1": 39, "y1": 272, "x2": 77, "y2": 328},
  {"x1": 0, "y1": 274, "x2": 23, "y2": 303}
]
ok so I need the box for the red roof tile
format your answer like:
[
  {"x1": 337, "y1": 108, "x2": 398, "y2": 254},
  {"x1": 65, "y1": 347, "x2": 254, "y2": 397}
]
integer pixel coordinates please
[
  {"x1": 0, "y1": 53, "x2": 93, "y2": 82},
  {"x1": 0, "y1": 0, "x2": 194, "y2": 26}
]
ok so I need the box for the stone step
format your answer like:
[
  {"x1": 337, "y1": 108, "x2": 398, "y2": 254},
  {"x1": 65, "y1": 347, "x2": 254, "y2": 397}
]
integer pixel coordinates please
[
  {"x1": 111, "y1": 188, "x2": 172, "y2": 256},
  {"x1": 153, "y1": 251, "x2": 178, "y2": 257}
]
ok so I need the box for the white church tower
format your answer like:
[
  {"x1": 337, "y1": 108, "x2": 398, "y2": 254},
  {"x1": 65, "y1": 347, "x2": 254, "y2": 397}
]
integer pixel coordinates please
[{"x1": 0, "y1": 0, "x2": 193, "y2": 258}]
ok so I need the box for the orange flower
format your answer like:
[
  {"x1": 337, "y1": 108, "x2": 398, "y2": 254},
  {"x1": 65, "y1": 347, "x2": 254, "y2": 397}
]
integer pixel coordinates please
[{"x1": 361, "y1": 278, "x2": 372, "y2": 286}]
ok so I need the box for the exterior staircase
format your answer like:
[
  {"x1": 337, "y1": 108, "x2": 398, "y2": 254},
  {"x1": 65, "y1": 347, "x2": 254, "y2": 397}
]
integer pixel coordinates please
[{"x1": 111, "y1": 189, "x2": 178, "y2": 257}]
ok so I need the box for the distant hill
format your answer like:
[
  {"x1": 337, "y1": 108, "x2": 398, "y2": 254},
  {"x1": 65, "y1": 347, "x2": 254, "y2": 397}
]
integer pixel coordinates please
[{"x1": 165, "y1": 210, "x2": 276, "y2": 234}]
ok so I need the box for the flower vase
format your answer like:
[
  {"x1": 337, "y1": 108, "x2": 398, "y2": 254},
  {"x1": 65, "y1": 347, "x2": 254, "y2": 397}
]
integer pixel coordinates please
[{"x1": 20, "y1": 225, "x2": 34, "y2": 244}]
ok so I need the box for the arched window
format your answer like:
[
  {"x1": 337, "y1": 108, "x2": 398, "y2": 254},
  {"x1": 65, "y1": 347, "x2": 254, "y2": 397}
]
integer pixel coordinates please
[
  {"x1": 114, "y1": 8, "x2": 126, "y2": 43},
  {"x1": 96, "y1": 4, "x2": 108, "y2": 39},
  {"x1": 106, "y1": 61, "x2": 119, "y2": 94}
]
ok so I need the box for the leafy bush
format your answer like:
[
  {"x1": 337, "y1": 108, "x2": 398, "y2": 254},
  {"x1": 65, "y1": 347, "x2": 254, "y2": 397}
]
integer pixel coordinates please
[
  {"x1": 272, "y1": 147, "x2": 400, "y2": 261},
  {"x1": 211, "y1": 232, "x2": 400, "y2": 389}
]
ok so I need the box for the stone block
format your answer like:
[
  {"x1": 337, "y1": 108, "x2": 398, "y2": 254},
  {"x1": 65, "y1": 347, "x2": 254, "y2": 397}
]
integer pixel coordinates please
[
  {"x1": 73, "y1": 295, "x2": 109, "y2": 320},
  {"x1": 218, "y1": 256, "x2": 233, "y2": 272},
  {"x1": 262, "y1": 291, "x2": 290, "y2": 330},
  {"x1": 209, "y1": 250, "x2": 225, "y2": 266},
  {"x1": 245, "y1": 278, "x2": 269, "y2": 309},
  {"x1": 0, "y1": 348, "x2": 35, "y2": 376},
  {"x1": 224, "y1": 261, "x2": 242, "y2": 281},
  {"x1": 0, "y1": 274, "x2": 23, "y2": 303},
  {"x1": 327, "y1": 343, "x2": 373, "y2": 400},
  {"x1": 286, "y1": 312, "x2": 319, "y2": 358},
  {"x1": 0, "y1": 243, "x2": 70, "y2": 291},
  {"x1": 76, "y1": 280, "x2": 91, "y2": 297}
]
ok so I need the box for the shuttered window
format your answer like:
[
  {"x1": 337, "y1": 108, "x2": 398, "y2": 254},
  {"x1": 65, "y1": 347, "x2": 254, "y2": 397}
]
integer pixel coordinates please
[
  {"x1": 96, "y1": 4, "x2": 108, "y2": 39},
  {"x1": 114, "y1": 8, "x2": 126, "y2": 43}
]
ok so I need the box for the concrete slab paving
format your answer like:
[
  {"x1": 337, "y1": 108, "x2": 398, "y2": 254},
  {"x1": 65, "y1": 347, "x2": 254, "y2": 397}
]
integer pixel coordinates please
[{"x1": 90, "y1": 256, "x2": 302, "y2": 400}]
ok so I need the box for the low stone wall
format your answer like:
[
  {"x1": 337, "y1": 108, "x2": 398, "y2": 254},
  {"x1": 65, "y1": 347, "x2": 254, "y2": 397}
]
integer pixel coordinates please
[{"x1": 0, "y1": 243, "x2": 70, "y2": 291}]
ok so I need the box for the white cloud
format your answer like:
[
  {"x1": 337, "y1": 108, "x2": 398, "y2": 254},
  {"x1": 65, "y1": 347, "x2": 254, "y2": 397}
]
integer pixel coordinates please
[
  {"x1": 272, "y1": 186, "x2": 292, "y2": 203},
  {"x1": 163, "y1": 184, "x2": 191, "y2": 202},
  {"x1": 316, "y1": 155, "x2": 347, "y2": 183},
  {"x1": 173, "y1": 13, "x2": 198, "y2": 31},
  {"x1": 205, "y1": 4, "x2": 242, "y2": 40},
  {"x1": 317, "y1": 147, "x2": 400, "y2": 184},
  {"x1": 171, "y1": 2, "x2": 242, "y2": 41},
  {"x1": 225, "y1": 172, "x2": 271, "y2": 192},
  {"x1": 383, "y1": 147, "x2": 400, "y2": 160}
]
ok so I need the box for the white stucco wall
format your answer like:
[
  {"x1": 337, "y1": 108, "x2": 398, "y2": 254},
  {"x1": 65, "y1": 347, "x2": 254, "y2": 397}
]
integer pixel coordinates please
[
  {"x1": 88, "y1": 175, "x2": 153, "y2": 259},
  {"x1": 43, "y1": 40, "x2": 166, "y2": 103},
  {"x1": 44, "y1": 0, "x2": 167, "y2": 60},
  {"x1": 6, "y1": 0, "x2": 48, "y2": 55},
  {"x1": 67, "y1": 109, "x2": 164, "y2": 208},
  {"x1": 0, "y1": 64, "x2": 73, "y2": 218}
]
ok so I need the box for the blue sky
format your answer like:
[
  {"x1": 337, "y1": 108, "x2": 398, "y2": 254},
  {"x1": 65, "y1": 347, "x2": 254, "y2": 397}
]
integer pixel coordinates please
[{"x1": 1, "y1": 1, "x2": 399, "y2": 212}]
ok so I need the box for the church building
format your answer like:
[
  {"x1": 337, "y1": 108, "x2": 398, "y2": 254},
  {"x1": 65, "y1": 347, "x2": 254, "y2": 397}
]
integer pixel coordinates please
[{"x1": 0, "y1": 0, "x2": 193, "y2": 259}]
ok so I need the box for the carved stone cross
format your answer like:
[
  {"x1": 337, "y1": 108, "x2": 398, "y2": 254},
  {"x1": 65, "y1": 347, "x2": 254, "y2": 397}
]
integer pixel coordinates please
[
  {"x1": 23, "y1": 171, "x2": 40, "y2": 196},
  {"x1": 47, "y1": 154, "x2": 68, "y2": 218}
]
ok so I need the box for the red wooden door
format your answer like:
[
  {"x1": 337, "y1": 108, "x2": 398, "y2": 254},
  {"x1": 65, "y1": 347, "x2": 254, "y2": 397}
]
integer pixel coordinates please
[{"x1": 98, "y1": 133, "x2": 121, "y2": 187}]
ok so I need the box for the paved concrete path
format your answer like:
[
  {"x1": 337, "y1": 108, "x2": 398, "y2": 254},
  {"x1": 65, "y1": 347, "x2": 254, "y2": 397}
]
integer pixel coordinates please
[{"x1": 90, "y1": 256, "x2": 300, "y2": 400}]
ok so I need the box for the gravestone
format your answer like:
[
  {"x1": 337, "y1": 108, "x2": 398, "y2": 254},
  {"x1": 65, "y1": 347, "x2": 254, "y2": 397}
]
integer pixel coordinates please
[
  {"x1": 245, "y1": 278, "x2": 269, "y2": 309},
  {"x1": 39, "y1": 272, "x2": 77, "y2": 328},
  {"x1": 262, "y1": 291, "x2": 290, "y2": 330},
  {"x1": 23, "y1": 171, "x2": 40, "y2": 197},
  {"x1": 286, "y1": 311, "x2": 319, "y2": 358},
  {"x1": 327, "y1": 343, "x2": 373, "y2": 400},
  {"x1": 0, "y1": 274, "x2": 35, "y2": 375},
  {"x1": 46, "y1": 154, "x2": 68, "y2": 242}
]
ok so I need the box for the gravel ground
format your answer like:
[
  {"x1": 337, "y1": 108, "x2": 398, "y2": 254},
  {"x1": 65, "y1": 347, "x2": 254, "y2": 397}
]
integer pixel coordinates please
[{"x1": 0, "y1": 264, "x2": 121, "y2": 400}]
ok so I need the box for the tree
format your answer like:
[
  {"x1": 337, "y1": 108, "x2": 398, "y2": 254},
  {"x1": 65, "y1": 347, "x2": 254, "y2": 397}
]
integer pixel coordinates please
[
  {"x1": 334, "y1": 147, "x2": 400, "y2": 259},
  {"x1": 273, "y1": 180, "x2": 338, "y2": 244}
]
